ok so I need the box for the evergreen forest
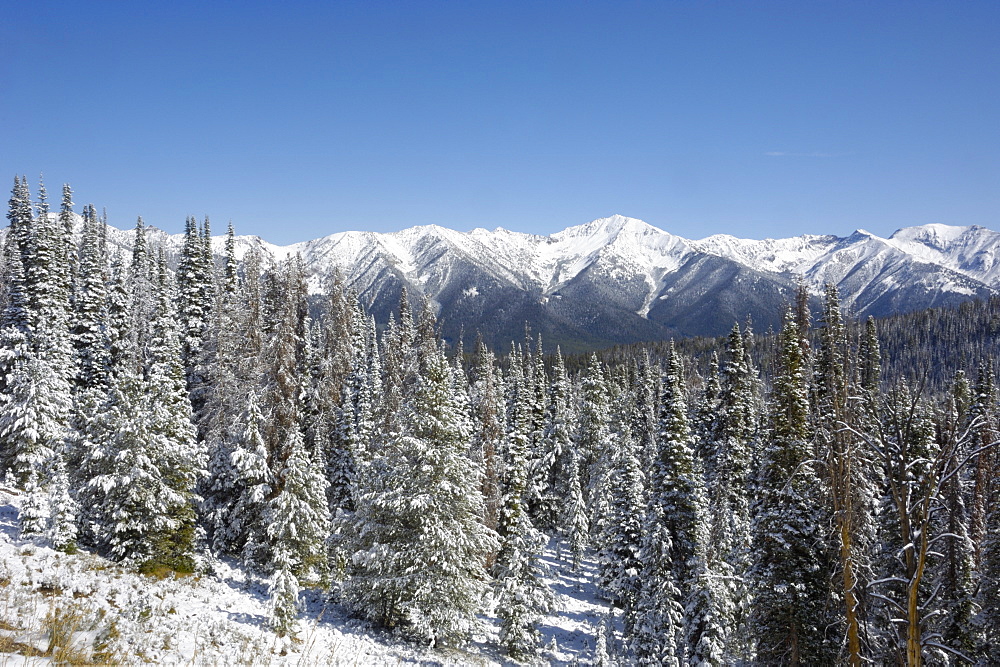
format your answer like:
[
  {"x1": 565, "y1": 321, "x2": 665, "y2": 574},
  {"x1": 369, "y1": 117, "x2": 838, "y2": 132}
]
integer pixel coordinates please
[{"x1": 2, "y1": 177, "x2": 999, "y2": 665}]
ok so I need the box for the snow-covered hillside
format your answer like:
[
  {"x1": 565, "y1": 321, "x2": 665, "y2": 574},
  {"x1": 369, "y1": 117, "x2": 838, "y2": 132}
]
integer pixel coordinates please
[{"x1": 0, "y1": 487, "x2": 617, "y2": 666}]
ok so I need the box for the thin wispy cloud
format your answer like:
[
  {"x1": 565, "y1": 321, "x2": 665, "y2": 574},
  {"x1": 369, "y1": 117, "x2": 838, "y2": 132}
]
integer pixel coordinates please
[{"x1": 765, "y1": 151, "x2": 852, "y2": 158}]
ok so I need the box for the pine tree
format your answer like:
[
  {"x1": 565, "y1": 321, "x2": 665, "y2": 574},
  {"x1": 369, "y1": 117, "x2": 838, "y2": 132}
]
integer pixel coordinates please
[
  {"x1": 977, "y1": 454, "x2": 1000, "y2": 662},
  {"x1": 199, "y1": 225, "x2": 245, "y2": 554},
  {"x1": 0, "y1": 177, "x2": 73, "y2": 487},
  {"x1": 933, "y1": 378, "x2": 977, "y2": 660},
  {"x1": 266, "y1": 428, "x2": 330, "y2": 583},
  {"x1": 750, "y1": 308, "x2": 833, "y2": 664},
  {"x1": 701, "y1": 324, "x2": 757, "y2": 660},
  {"x1": 47, "y1": 453, "x2": 78, "y2": 552},
  {"x1": 597, "y1": 408, "x2": 644, "y2": 633},
  {"x1": 868, "y1": 385, "x2": 987, "y2": 665},
  {"x1": 267, "y1": 540, "x2": 300, "y2": 637},
  {"x1": 813, "y1": 284, "x2": 876, "y2": 666},
  {"x1": 229, "y1": 390, "x2": 273, "y2": 570},
  {"x1": 71, "y1": 203, "x2": 111, "y2": 391},
  {"x1": 19, "y1": 473, "x2": 50, "y2": 539},
  {"x1": 148, "y1": 256, "x2": 205, "y2": 571},
  {"x1": 83, "y1": 370, "x2": 173, "y2": 566},
  {"x1": 492, "y1": 359, "x2": 552, "y2": 659},
  {"x1": 577, "y1": 354, "x2": 613, "y2": 539},
  {"x1": 80, "y1": 227, "x2": 203, "y2": 573},
  {"x1": 538, "y1": 347, "x2": 576, "y2": 533},
  {"x1": 344, "y1": 338, "x2": 497, "y2": 645},
  {"x1": 634, "y1": 343, "x2": 721, "y2": 664},
  {"x1": 562, "y1": 446, "x2": 589, "y2": 571},
  {"x1": 470, "y1": 335, "x2": 504, "y2": 540},
  {"x1": 633, "y1": 507, "x2": 684, "y2": 665},
  {"x1": 176, "y1": 216, "x2": 213, "y2": 387}
]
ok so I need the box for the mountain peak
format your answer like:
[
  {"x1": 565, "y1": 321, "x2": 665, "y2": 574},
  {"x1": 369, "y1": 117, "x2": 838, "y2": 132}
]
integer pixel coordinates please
[
  {"x1": 552, "y1": 215, "x2": 665, "y2": 243},
  {"x1": 889, "y1": 223, "x2": 976, "y2": 248}
]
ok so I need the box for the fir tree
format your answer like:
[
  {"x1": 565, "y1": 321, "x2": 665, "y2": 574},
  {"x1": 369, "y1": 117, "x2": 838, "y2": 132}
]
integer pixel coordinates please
[
  {"x1": 750, "y1": 308, "x2": 833, "y2": 664},
  {"x1": 597, "y1": 409, "x2": 644, "y2": 634},
  {"x1": 267, "y1": 540, "x2": 300, "y2": 637},
  {"x1": 19, "y1": 473, "x2": 50, "y2": 539},
  {"x1": 702, "y1": 324, "x2": 757, "y2": 660},
  {"x1": 562, "y1": 446, "x2": 589, "y2": 571},
  {"x1": 344, "y1": 339, "x2": 497, "y2": 645},
  {"x1": 492, "y1": 361, "x2": 552, "y2": 659},
  {"x1": 470, "y1": 335, "x2": 504, "y2": 540},
  {"x1": 47, "y1": 453, "x2": 78, "y2": 552},
  {"x1": 266, "y1": 428, "x2": 330, "y2": 583},
  {"x1": 229, "y1": 390, "x2": 273, "y2": 570},
  {"x1": 813, "y1": 284, "x2": 876, "y2": 666},
  {"x1": 578, "y1": 354, "x2": 613, "y2": 538}
]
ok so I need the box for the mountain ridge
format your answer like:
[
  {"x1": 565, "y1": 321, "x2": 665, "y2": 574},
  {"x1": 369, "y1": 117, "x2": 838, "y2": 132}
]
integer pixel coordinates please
[{"x1": 23, "y1": 214, "x2": 1000, "y2": 353}]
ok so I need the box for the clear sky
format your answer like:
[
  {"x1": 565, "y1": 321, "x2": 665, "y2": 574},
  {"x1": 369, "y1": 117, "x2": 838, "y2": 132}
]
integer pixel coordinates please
[{"x1": 3, "y1": 1, "x2": 999, "y2": 245}]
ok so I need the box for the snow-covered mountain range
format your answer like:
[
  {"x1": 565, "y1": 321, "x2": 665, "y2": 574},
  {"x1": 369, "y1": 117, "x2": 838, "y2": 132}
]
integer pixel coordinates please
[{"x1": 96, "y1": 215, "x2": 1000, "y2": 352}]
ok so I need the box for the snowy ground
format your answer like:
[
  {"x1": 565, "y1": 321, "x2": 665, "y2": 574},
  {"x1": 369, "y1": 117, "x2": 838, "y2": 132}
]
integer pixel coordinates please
[{"x1": 0, "y1": 488, "x2": 615, "y2": 665}]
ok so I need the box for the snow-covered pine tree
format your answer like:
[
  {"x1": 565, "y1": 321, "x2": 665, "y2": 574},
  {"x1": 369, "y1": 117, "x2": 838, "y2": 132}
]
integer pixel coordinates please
[
  {"x1": 80, "y1": 226, "x2": 203, "y2": 573},
  {"x1": 633, "y1": 507, "x2": 684, "y2": 665},
  {"x1": 968, "y1": 362, "x2": 998, "y2": 563},
  {"x1": 47, "y1": 452, "x2": 78, "y2": 552},
  {"x1": 144, "y1": 254, "x2": 205, "y2": 572},
  {"x1": 82, "y1": 368, "x2": 172, "y2": 567},
  {"x1": 631, "y1": 350, "x2": 660, "y2": 472},
  {"x1": 932, "y1": 376, "x2": 978, "y2": 660},
  {"x1": 0, "y1": 345, "x2": 60, "y2": 486},
  {"x1": 71, "y1": 203, "x2": 110, "y2": 391},
  {"x1": 126, "y1": 217, "x2": 155, "y2": 363},
  {"x1": 562, "y1": 445, "x2": 589, "y2": 571},
  {"x1": 470, "y1": 335, "x2": 504, "y2": 540},
  {"x1": 750, "y1": 308, "x2": 834, "y2": 664},
  {"x1": 970, "y1": 362, "x2": 1000, "y2": 660},
  {"x1": 329, "y1": 295, "x2": 376, "y2": 513},
  {"x1": 257, "y1": 257, "x2": 331, "y2": 579},
  {"x1": 267, "y1": 540, "x2": 300, "y2": 637},
  {"x1": 0, "y1": 205, "x2": 32, "y2": 478},
  {"x1": 176, "y1": 216, "x2": 212, "y2": 390},
  {"x1": 523, "y1": 332, "x2": 555, "y2": 529},
  {"x1": 377, "y1": 287, "x2": 414, "y2": 431},
  {"x1": 977, "y1": 433, "x2": 1000, "y2": 661},
  {"x1": 869, "y1": 387, "x2": 973, "y2": 665},
  {"x1": 19, "y1": 473, "x2": 50, "y2": 539},
  {"x1": 813, "y1": 283, "x2": 876, "y2": 666},
  {"x1": 492, "y1": 350, "x2": 552, "y2": 659},
  {"x1": 229, "y1": 389, "x2": 273, "y2": 571},
  {"x1": 635, "y1": 343, "x2": 721, "y2": 664},
  {"x1": 577, "y1": 354, "x2": 613, "y2": 539},
  {"x1": 199, "y1": 223, "x2": 246, "y2": 554},
  {"x1": 0, "y1": 177, "x2": 73, "y2": 487},
  {"x1": 57, "y1": 184, "x2": 76, "y2": 299},
  {"x1": 533, "y1": 347, "x2": 575, "y2": 534},
  {"x1": 701, "y1": 323, "x2": 757, "y2": 660},
  {"x1": 693, "y1": 351, "x2": 721, "y2": 473},
  {"x1": 597, "y1": 407, "x2": 644, "y2": 634},
  {"x1": 344, "y1": 333, "x2": 497, "y2": 645},
  {"x1": 266, "y1": 427, "x2": 330, "y2": 584}
]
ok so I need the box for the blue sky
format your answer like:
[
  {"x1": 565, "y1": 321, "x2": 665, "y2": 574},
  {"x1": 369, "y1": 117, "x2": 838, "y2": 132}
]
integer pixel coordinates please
[{"x1": 3, "y1": 1, "x2": 999, "y2": 245}]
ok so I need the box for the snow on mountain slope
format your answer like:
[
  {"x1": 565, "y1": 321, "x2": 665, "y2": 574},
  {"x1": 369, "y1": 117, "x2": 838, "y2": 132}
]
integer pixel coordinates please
[
  {"x1": 693, "y1": 232, "x2": 839, "y2": 275},
  {"x1": 885, "y1": 224, "x2": 1000, "y2": 286},
  {"x1": 4, "y1": 213, "x2": 996, "y2": 348},
  {"x1": 692, "y1": 225, "x2": 998, "y2": 314}
]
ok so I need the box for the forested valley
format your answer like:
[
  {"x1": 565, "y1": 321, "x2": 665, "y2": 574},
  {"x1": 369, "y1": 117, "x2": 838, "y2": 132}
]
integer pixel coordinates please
[{"x1": 2, "y1": 178, "x2": 999, "y2": 665}]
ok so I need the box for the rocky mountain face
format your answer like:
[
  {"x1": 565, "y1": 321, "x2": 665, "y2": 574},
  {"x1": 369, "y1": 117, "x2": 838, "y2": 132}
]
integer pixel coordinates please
[{"x1": 48, "y1": 214, "x2": 1000, "y2": 353}]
